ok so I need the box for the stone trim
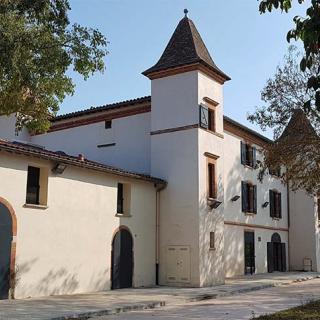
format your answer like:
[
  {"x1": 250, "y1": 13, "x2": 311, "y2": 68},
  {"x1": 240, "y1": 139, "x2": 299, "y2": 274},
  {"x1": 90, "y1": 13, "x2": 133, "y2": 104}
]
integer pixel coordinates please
[
  {"x1": 151, "y1": 124, "x2": 199, "y2": 136},
  {"x1": 224, "y1": 220, "x2": 288, "y2": 232}
]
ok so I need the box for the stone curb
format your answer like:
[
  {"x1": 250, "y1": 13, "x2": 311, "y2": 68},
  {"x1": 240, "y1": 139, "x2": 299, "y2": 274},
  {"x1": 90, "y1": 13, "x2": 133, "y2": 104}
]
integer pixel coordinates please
[{"x1": 51, "y1": 275, "x2": 320, "y2": 320}]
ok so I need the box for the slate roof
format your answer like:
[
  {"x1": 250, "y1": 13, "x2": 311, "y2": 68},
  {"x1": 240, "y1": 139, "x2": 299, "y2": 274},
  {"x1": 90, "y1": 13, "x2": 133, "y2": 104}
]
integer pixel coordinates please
[
  {"x1": 0, "y1": 139, "x2": 166, "y2": 185},
  {"x1": 279, "y1": 109, "x2": 318, "y2": 142},
  {"x1": 142, "y1": 16, "x2": 230, "y2": 81}
]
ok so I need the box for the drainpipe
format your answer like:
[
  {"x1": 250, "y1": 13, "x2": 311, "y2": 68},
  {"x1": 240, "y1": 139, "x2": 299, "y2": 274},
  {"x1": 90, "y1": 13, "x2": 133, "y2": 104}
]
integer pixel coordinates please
[
  {"x1": 155, "y1": 182, "x2": 167, "y2": 286},
  {"x1": 287, "y1": 181, "x2": 291, "y2": 271}
]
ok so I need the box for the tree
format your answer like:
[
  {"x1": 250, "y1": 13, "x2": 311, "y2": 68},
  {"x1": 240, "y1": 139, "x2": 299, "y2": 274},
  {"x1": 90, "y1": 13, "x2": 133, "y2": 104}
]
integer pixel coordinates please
[
  {"x1": 0, "y1": 0, "x2": 108, "y2": 132},
  {"x1": 259, "y1": 0, "x2": 320, "y2": 113},
  {"x1": 248, "y1": 46, "x2": 320, "y2": 194}
]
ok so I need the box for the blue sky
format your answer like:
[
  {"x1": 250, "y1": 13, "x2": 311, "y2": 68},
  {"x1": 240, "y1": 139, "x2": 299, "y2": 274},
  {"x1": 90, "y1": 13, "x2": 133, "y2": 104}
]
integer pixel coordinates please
[{"x1": 64, "y1": 0, "x2": 308, "y2": 137}]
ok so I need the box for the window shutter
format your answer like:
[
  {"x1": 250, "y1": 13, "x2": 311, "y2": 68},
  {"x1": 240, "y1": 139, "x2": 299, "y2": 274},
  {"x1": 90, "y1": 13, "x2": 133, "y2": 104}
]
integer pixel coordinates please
[
  {"x1": 240, "y1": 142, "x2": 246, "y2": 165},
  {"x1": 253, "y1": 185, "x2": 257, "y2": 214},
  {"x1": 241, "y1": 181, "x2": 247, "y2": 212},
  {"x1": 208, "y1": 163, "x2": 215, "y2": 198},
  {"x1": 267, "y1": 242, "x2": 274, "y2": 273},
  {"x1": 269, "y1": 190, "x2": 274, "y2": 218},
  {"x1": 278, "y1": 193, "x2": 282, "y2": 218},
  {"x1": 252, "y1": 147, "x2": 257, "y2": 168},
  {"x1": 199, "y1": 105, "x2": 209, "y2": 129}
]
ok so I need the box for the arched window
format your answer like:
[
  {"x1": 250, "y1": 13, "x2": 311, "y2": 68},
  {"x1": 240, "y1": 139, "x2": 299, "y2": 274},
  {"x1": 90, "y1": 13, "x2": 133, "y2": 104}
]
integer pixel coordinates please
[{"x1": 271, "y1": 233, "x2": 281, "y2": 243}]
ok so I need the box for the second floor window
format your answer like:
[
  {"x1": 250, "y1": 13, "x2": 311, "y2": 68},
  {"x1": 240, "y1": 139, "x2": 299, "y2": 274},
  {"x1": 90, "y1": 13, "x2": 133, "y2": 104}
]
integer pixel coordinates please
[
  {"x1": 269, "y1": 190, "x2": 282, "y2": 218},
  {"x1": 26, "y1": 166, "x2": 40, "y2": 205},
  {"x1": 318, "y1": 197, "x2": 320, "y2": 222},
  {"x1": 199, "y1": 105, "x2": 216, "y2": 132},
  {"x1": 241, "y1": 142, "x2": 256, "y2": 168},
  {"x1": 242, "y1": 181, "x2": 257, "y2": 214},
  {"x1": 208, "y1": 162, "x2": 216, "y2": 199}
]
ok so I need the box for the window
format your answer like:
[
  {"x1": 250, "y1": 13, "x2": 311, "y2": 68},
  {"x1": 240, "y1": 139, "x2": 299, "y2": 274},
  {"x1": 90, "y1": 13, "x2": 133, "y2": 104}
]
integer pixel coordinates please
[
  {"x1": 317, "y1": 197, "x2": 320, "y2": 222},
  {"x1": 206, "y1": 155, "x2": 218, "y2": 199},
  {"x1": 26, "y1": 166, "x2": 40, "y2": 204},
  {"x1": 105, "y1": 120, "x2": 112, "y2": 129},
  {"x1": 209, "y1": 232, "x2": 215, "y2": 249},
  {"x1": 242, "y1": 181, "x2": 257, "y2": 214},
  {"x1": 241, "y1": 142, "x2": 256, "y2": 168},
  {"x1": 26, "y1": 166, "x2": 49, "y2": 206},
  {"x1": 117, "y1": 183, "x2": 124, "y2": 214},
  {"x1": 199, "y1": 105, "x2": 216, "y2": 132},
  {"x1": 116, "y1": 182, "x2": 131, "y2": 215},
  {"x1": 269, "y1": 166, "x2": 281, "y2": 177},
  {"x1": 270, "y1": 190, "x2": 282, "y2": 219}
]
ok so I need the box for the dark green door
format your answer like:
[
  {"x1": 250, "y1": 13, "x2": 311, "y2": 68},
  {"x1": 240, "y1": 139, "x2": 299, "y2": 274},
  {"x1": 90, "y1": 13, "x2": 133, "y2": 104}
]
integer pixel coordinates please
[
  {"x1": 0, "y1": 203, "x2": 12, "y2": 299},
  {"x1": 244, "y1": 231, "x2": 255, "y2": 275}
]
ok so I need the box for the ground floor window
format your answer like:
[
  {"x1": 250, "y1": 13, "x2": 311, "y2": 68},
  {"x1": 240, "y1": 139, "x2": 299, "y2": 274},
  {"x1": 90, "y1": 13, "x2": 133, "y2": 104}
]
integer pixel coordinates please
[{"x1": 267, "y1": 233, "x2": 286, "y2": 272}]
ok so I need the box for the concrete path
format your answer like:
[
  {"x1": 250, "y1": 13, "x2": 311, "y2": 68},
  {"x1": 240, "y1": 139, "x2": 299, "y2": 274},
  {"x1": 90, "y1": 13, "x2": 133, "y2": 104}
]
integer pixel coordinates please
[
  {"x1": 0, "y1": 272, "x2": 318, "y2": 320},
  {"x1": 91, "y1": 278, "x2": 320, "y2": 320}
]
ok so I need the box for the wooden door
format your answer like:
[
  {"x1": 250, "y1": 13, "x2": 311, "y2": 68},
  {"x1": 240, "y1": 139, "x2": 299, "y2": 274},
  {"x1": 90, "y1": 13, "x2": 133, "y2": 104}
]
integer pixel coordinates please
[
  {"x1": 111, "y1": 229, "x2": 133, "y2": 289},
  {"x1": 0, "y1": 203, "x2": 12, "y2": 299},
  {"x1": 244, "y1": 231, "x2": 255, "y2": 275}
]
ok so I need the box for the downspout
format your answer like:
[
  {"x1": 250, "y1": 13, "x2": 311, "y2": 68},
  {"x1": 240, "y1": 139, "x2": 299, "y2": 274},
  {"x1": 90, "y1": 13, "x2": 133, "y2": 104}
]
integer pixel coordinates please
[
  {"x1": 287, "y1": 181, "x2": 291, "y2": 271},
  {"x1": 155, "y1": 182, "x2": 167, "y2": 286}
]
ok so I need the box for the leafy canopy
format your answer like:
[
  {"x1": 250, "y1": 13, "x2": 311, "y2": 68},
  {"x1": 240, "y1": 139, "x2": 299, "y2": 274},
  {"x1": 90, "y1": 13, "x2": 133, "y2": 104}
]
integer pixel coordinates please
[
  {"x1": 0, "y1": 0, "x2": 108, "y2": 132},
  {"x1": 259, "y1": 0, "x2": 320, "y2": 113},
  {"x1": 249, "y1": 46, "x2": 320, "y2": 194}
]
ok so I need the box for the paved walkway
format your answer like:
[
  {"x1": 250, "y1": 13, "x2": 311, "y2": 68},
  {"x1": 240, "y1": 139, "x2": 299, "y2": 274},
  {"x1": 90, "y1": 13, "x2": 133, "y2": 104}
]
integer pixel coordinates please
[
  {"x1": 92, "y1": 278, "x2": 320, "y2": 320},
  {"x1": 0, "y1": 272, "x2": 318, "y2": 320}
]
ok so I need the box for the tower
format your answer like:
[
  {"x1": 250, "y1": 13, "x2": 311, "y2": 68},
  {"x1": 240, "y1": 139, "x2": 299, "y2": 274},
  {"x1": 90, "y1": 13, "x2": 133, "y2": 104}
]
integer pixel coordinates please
[{"x1": 143, "y1": 11, "x2": 230, "y2": 286}]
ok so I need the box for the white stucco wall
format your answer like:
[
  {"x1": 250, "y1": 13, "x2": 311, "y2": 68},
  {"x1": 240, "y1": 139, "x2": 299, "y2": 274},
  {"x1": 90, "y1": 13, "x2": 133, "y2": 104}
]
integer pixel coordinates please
[
  {"x1": 289, "y1": 189, "x2": 319, "y2": 271},
  {"x1": 31, "y1": 113, "x2": 151, "y2": 174},
  {"x1": 0, "y1": 115, "x2": 30, "y2": 142},
  {"x1": 223, "y1": 131, "x2": 289, "y2": 277},
  {"x1": 198, "y1": 72, "x2": 225, "y2": 286},
  {"x1": 0, "y1": 151, "x2": 157, "y2": 298}
]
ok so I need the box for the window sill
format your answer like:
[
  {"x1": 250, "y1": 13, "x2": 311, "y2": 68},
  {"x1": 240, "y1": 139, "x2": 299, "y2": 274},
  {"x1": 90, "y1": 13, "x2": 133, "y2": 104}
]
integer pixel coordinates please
[
  {"x1": 23, "y1": 203, "x2": 48, "y2": 210},
  {"x1": 243, "y1": 164, "x2": 255, "y2": 170},
  {"x1": 244, "y1": 212, "x2": 256, "y2": 216},
  {"x1": 272, "y1": 217, "x2": 281, "y2": 221},
  {"x1": 115, "y1": 213, "x2": 132, "y2": 218},
  {"x1": 209, "y1": 248, "x2": 216, "y2": 251}
]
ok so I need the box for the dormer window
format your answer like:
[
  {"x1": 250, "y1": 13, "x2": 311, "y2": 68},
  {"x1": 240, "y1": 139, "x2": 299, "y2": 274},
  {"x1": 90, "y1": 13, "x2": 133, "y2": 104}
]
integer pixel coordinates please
[{"x1": 241, "y1": 142, "x2": 256, "y2": 168}]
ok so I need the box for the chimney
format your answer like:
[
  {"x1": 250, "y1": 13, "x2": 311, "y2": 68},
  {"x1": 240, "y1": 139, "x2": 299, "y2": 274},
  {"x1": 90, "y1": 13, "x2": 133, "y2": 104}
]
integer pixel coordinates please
[{"x1": 78, "y1": 154, "x2": 85, "y2": 161}]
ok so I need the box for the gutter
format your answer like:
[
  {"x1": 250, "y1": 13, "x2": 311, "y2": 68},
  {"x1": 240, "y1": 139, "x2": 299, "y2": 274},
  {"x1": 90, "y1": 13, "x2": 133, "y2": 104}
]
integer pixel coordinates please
[{"x1": 155, "y1": 182, "x2": 167, "y2": 285}]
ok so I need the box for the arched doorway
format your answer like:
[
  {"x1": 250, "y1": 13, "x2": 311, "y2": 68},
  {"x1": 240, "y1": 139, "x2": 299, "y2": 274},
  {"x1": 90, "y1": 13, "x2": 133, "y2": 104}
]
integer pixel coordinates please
[
  {"x1": 111, "y1": 227, "x2": 133, "y2": 289},
  {"x1": 267, "y1": 233, "x2": 286, "y2": 273},
  {"x1": 0, "y1": 198, "x2": 16, "y2": 299}
]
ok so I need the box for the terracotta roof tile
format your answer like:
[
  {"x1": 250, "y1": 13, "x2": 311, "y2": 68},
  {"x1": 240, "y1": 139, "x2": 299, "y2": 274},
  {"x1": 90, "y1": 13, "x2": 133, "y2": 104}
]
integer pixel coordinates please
[
  {"x1": 0, "y1": 139, "x2": 166, "y2": 185},
  {"x1": 142, "y1": 17, "x2": 230, "y2": 80}
]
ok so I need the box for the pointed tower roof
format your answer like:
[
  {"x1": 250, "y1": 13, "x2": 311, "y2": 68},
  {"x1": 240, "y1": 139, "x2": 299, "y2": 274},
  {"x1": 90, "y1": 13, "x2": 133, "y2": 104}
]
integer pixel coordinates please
[
  {"x1": 278, "y1": 109, "x2": 318, "y2": 142},
  {"x1": 142, "y1": 13, "x2": 230, "y2": 82}
]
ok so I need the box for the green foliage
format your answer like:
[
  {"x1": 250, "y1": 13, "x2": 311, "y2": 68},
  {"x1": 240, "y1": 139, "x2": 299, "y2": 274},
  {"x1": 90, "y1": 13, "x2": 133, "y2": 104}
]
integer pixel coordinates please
[
  {"x1": 0, "y1": 0, "x2": 108, "y2": 132},
  {"x1": 259, "y1": 0, "x2": 320, "y2": 112},
  {"x1": 252, "y1": 299, "x2": 320, "y2": 319},
  {"x1": 249, "y1": 46, "x2": 320, "y2": 194}
]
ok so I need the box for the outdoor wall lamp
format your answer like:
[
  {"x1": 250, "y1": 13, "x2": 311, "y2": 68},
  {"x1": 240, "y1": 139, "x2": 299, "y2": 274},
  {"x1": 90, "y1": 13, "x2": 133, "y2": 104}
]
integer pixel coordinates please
[
  {"x1": 262, "y1": 201, "x2": 269, "y2": 208},
  {"x1": 52, "y1": 163, "x2": 67, "y2": 174},
  {"x1": 207, "y1": 198, "x2": 222, "y2": 209},
  {"x1": 231, "y1": 195, "x2": 240, "y2": 202}
]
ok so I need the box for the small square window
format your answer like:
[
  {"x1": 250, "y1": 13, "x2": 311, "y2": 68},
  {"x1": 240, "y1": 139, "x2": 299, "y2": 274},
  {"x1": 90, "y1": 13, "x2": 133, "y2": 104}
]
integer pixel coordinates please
[
  {"x1": 209, "y1": 232, "x2": 215, "y2": 249},
  {"x1": 105, "y1": 120, "x2": 112, "y2": 129}
]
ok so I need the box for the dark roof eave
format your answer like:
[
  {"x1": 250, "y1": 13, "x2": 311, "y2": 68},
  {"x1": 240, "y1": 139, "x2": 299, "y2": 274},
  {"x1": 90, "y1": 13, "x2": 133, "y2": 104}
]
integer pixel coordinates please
[
  {"x1": 0, "y1": 142, "x2": 166, "y2": 186},
  {"x1": 223, "y1": 116, "x2": 273, "y2": 144},
  {"x1": 142, "y1": 60, "x2": 231, "y2": 81}
]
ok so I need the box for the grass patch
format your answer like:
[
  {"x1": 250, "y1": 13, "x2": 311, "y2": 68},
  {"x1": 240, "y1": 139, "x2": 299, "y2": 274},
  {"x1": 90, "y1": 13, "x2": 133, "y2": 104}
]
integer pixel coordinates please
[{"x1": 253, "y1": 300, "x2": 320, "y2": 319}]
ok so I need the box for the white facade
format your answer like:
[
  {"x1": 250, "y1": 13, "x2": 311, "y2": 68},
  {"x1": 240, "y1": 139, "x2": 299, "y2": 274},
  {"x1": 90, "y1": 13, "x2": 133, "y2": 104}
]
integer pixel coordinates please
[{"x1": 0, "y1": 13, "x2": 319, "y2": 299}]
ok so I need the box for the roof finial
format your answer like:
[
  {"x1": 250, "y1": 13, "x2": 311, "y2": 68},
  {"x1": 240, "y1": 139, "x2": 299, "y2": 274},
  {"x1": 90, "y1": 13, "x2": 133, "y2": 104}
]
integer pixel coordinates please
[{"x1": 184, "y1": 8, "x2": 189, "y2": 18}]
